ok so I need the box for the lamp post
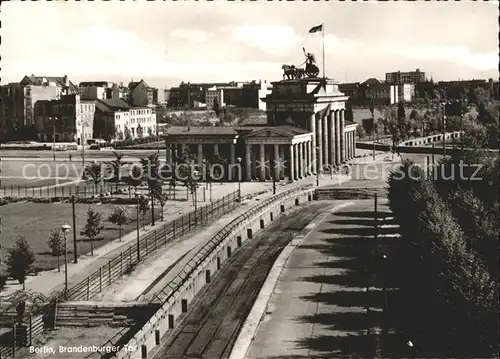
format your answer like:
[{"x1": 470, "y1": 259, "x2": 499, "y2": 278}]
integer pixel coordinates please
[
  {"x1": 315, "y1": 146, "x2": 320, "y2": 186},
  {"x1": 71, "y1": 196, "x2": 78, "y2": 263},
  {"x1": 135, "y1": 193, "x2": 140, "y2": 261},
  {"x1": 441, "y1": 102, "x2": 447, "y2": 157},
  {"x1": 61, "y1": 224, "x2": 71, "y2": 298},
  {"x1": 50, "y1": 116, "x2": 57, "y2": 161},
  {"x1": 236, "y1": 157, "x2": 242, "y2": 201}
]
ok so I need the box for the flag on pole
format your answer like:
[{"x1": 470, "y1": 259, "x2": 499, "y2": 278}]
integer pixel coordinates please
[{"x1": 309, "y1": 24, "x2": 323, "y2": 33}]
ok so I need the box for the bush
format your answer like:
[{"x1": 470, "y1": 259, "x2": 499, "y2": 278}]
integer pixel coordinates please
[{"x1": 387, "y1": 161, "x2": 498, "y2": 356}]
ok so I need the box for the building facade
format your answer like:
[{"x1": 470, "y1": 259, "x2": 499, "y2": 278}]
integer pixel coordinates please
[
  {"x1": 79, "y1": 81, "x2": 120, "y2": 101},
  {"x1": 365, "y1": 84, "x2": 399, "y2": 105},
  {"x1": 397, "y1": 83, "x2": 416, "y2": 102},
  {"x1": 385, "y1": 69, "x2": 426, "y2": 84},
  {"x1": 128, "y1": 80, "x2": 154, "y2": 107},
  {"x1": 163, "y1": 78, "x2": 357, "y2": 182},
  {"x1": 0, "y1": 75, "x2": 78, "y2": 140},
  {"x1": 33, "y1": 94, "x2": 95, "y2": 143},
  {"x1": 93, "y1": 99, "x2": 156, "y2": 141}
]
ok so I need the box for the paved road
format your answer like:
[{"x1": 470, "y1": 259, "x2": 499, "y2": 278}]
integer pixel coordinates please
[
  {"x1": 150, "y1": 202, "x2": 329, "y2": 359},
  {"x1": 244, "y1": 199, "x2": 407, "y2": 359}
]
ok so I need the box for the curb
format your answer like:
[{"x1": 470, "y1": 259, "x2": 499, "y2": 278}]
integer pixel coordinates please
[{"x1": 228, "y1": 201, "x2": 354, "y2": 359}]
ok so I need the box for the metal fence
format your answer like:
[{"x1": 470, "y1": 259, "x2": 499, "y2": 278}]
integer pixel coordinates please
[
  {"x1": 150, "y1": 183, "x2": 314, "y2": 304},
  {"x1": 315, "y1": 187, "x2": 387, "y2": 200},
  {"x1": 0, "y1": 190, "x2": 240, "y2": 357}
]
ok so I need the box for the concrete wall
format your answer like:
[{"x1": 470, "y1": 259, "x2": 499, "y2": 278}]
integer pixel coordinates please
[{"x1": 114, "y1": 186, "x2": 315, "y2": 359}]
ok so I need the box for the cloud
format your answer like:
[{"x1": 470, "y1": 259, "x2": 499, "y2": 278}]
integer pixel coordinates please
[
  {"x1": 230, "y1": 25, "x2": 305, "y2": 58},
  {"x1": 170, "y1": 29, "x2": 214, "y2": 43},
  {"x1": 405, "y1": 45, "x2": 498, "y2": 71}
]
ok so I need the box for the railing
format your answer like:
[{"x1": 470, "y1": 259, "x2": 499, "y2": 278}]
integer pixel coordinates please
[
  {"x1": 0, "y1": 190, "x2": 239, "y2": 356},
  {"x1": 150, "y1": 184, "x2": 314, "y2": 304},
  {"x1": 315, "y1": 186, "x2": 387, "y2": 200},
  {"x1": 62, "y1": 190, "x2": 239, "y2": 302}
]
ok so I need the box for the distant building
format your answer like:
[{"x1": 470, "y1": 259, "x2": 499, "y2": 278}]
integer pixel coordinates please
[
  {"x1": 128, "y1": 80, "x2": 154, "y2": 107},
  {"x1": 79, "y1": 81, "x2": 120, "y2": 100},
  {"x1": 93, "y1": 99, "x2": 156, "y2": 140},
  {"x1": 203, "y1": 81, "x2": 270, "y2": 111},
  {"x1": 0, "y1": 74, "x2": 78, "y2": 140},
  {"x1": 338, "y1": 83, "x2": 361, "y2": 98},
  {"x1": 365, "y1": 83, "x2": 399, "y2": 105},
  {"x1": 168, "y1": 81, "x2": 269, "y2": 109},
  {"x1": 397, "y1": 83, "x2": 415, "y2": 102},
  {"x1": 385, "y1": 69, "x2": 426, "y2": 84},
  {"x1": 152, "y1": 88, "x2": 167, "y2": 105},
  {"x1": 33, "y1": 94, "x2": 95, "y2": 143}
]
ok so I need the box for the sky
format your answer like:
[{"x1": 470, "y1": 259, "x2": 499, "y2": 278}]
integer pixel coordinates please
[{"x1": 1, "y1": 1, "x2": 498, "y2": 88}]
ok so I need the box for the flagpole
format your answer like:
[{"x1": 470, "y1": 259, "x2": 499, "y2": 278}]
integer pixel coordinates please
[{"x1": 322, "y1": 24, "x2": 325, "y2": 79}]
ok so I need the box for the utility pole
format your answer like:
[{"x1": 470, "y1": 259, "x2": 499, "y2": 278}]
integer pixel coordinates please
[
  {"x1": 51, "y1": 116, "x2": 56, "y2": 161},
  {"x1": 81, "y1": 120, "x2": 86, "y2": 169},
  {"x1": 136, "y1": 195, "x2": 140, "y2": 261},
  {"x1": 442, "y1": 102, "x2": 447, "y2": 157},
  {"x1": 71, "y1": 196, "x2": 78, "y2": 263}
]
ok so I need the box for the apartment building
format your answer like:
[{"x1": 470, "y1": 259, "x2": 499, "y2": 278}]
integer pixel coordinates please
[
  {"x1": 385, "y1": 69, "x2": 426, "y2": 84},
  {"x1": 33, "y1": 94, "x2": 95, "y2": 143},
  {"x1": 128, "y1": 79, "x2": 154, "y2": 107},
  {"x1": 0, "y1": 75, "x2": 78, "y2": 140},
  {"x1": 94, "y1": 99, "x2": 156, "y2": 140},
  {"x1": 365, "y1": 84, "x2": 399, "y2": 105},
  {"x1": 79, "y1": 81, "x2": 120, "y2": 100}
]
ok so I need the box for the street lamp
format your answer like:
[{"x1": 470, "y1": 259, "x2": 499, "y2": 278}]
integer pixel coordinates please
[
  {"x1": 71, "y1": 196, "x2": 78, "y2": 263},
  {"x1": 441, "y1": 102, "x2": 448, "y2": 157},
  {"x1": 236, "y1": 157, "x2": 242, "y2": 201},
  {"x1": 135, "y1": 193, "x2": 140, "y2": 261},
  {"x1": 49, "y1": 116, "x2": 57, "y2": 161},
  {"x1": 315, "y1": 146, "x2": 320, "y2": 186},
  {"x1": 61, "y1": 224, "x2": 71, "y2": 298}
]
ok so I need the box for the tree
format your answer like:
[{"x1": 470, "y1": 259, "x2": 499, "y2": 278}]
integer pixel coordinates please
[
  {"x1": 140, "y1": 153, "x2": 161, "y2": 226},
  {"x1": 82, "y1": 207, "x2": 104, "y2": 256},
  {"x1": 124, "y1": 126, "x2": 132, "y2": 141},
  {"x1": 83, "y1": 162, "x2": 103, "y2": 195},
  {"x1": 156, "y1": 192, "x2": 168, "y2": 221},
  {"x1": 137, "y1": 124, "x2": 143, "y2": 138},
  {"x1": 108, "y1": 206, "x2": 131, "y2": 241},
  {"x1": 116, "y1": 130, "x2": 124, "y2": 141},
  {"x1": 147, "y1": 126, "x2": 153, "y2": 137},
  {"x1": 126, "y1": 166, "x2": 143, "y2": 194},
  {"x1": 47, "y1": 229, "x2": 64, "y2": 272},
  {"x1": 397, "y1": 102, "x2": 407, "y2": 139},
  {"x1": 355, "y1": 124, "x2": 366, "y2": 140},
  {"x1": 138, "y1": 196, "x2": 149, "y2": 230},
  {"x1": 106, "y1": 152, "x2": 128, "y2": 193},
  {"x1": 5, "y1": 236, "x2": 35, "y2": 290}
]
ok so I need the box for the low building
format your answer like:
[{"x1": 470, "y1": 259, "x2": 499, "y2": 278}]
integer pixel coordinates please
[
  {"x1": 365, "y1": 83, "x2": 399, "y2": 105},
  {"x1": 94, "y1": 99, "x2": 157, "y2": 141},
  {"x1": 33, "y1": 94, "x2": 95, "y2": 143},
  {"x1": 79, "y1": 81, "x2": 120, "y2": 100},
  {"x1": 128, "y1": 80, "x2": 154, "y2": 107},
  {"x1": 205, "y1": 81, "x2": 270, "y2": 111},
  {"x1": 397, "y1": 83, "x2": 415, "y2": 102}
]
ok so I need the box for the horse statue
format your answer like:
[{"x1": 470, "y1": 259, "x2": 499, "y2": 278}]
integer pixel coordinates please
[
  {"x1": 302, "y1": 47, "x2": 320, "y2": 77},
  {"x1": 282, "y1": 64, "x2": 297, "y2": 80}
]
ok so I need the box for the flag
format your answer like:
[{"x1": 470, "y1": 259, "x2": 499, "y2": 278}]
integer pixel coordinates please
[{"x1": 309, "y1": 24, "x2": 323, "y2": 33}]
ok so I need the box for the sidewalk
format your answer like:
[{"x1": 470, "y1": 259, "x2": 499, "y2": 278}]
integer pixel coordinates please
[
  {"x1": 0, "y1": 182, "x2": 272, "y2": 299},
  {"x1": 94, "y1": 175, "x2": 349, "y2": 302}
]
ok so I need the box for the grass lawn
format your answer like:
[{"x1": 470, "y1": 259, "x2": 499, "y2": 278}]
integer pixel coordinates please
[{"x1": 0, "y1": 202, "x2": 161, "y2": 272}]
